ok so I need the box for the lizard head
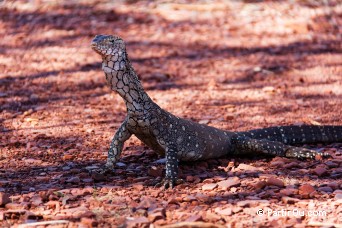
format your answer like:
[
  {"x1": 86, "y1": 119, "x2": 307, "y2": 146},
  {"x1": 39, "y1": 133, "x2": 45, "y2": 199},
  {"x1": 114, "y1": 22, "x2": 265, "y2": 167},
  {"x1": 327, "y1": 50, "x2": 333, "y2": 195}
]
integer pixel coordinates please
[
  {"x1": 91, "y1": 34, "x2": 127, "y2": 59},
  {"x1": 91, "y1": 34, "x2": 129, "y2": 72}
]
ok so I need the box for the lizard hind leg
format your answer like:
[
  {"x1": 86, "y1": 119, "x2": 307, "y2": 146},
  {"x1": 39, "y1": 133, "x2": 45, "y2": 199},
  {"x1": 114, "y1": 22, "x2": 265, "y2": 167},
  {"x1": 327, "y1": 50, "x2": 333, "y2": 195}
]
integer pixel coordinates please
[
  {"x1": 231, "y1": 135, "x2": 329, "y2": 159},
  {"x1": 285, "y1": 147, "x2": 329, "y2": 159}
]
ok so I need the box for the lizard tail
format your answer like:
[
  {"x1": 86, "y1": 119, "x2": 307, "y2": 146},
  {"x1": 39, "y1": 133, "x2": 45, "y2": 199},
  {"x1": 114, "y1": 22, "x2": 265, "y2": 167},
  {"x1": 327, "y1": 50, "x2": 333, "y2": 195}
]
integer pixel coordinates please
[{"x1": 240, "y1": 125, "x2": 342, "y2": 145}]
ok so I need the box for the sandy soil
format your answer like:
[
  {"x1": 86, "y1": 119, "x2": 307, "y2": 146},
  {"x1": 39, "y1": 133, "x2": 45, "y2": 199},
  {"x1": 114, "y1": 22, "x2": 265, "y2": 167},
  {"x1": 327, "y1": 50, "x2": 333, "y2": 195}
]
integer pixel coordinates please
[{"x1": 0, "y1": 0, "x2": 341, "y2": 227}]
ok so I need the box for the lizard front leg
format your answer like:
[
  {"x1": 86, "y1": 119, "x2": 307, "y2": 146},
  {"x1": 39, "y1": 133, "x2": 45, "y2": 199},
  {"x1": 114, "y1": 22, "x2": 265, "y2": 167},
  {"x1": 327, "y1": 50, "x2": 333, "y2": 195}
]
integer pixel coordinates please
[{"x1": 106, "y1": 119, "x2": 132, "y2": 169}]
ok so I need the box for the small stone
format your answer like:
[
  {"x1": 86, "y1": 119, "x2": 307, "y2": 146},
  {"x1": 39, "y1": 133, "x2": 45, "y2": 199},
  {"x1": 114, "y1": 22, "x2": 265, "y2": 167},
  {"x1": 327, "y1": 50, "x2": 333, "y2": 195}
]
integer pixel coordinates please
[
  {"x1": 335, "y1": 193, "x2": 342, "y2": 200},
  {"x1": 214, "y1": 207, "x2": 232, "y2": 216},
  {"x1": 25, "y1": 211, "x2": 43, "y2": 222},
  {"x1": 224, "y1": 114, "x2": 235, "y2": 121},
  {"x1": 202, "y1": 179, "x2": 214, "y2": 184},
  {"x1": 81, "y1": 187, "x2": 94, "y2": 195},
  {"x1": 31, "y1": 195, "x2": 43, "y2": 206},
  {"x1": 24, "y1": 158, "x2": 43, "y2": 165},
  {"x1": 66, "y1": 177, "x2": 80, "y2": 184},
  {"x1": 236, "y1": 163, "x2": 259, "y2": 171},
  {"x1": 137, "y1": 197, "x2": 156, "y2": 210},
  {"x1": 116, "y1": 162, "x2": 126, "y2": 167},
  {"x1": 204, "y1": 212, "x2": 221, "y2": 221},
  {"x1": 70, "y1": 188, "x2": 85, "y2": 197},
  {"x1": 0, "y1": 193, "x2": 10, "y2": 206},
  {"x1": 199, "y1": 119, "x2": 210, "y2": 125},
  {"x1": 279, "y1": 188, "x2": 297, "y2": 196},
  {"x1": 86, "y1": 129, "x2": 94, "y2": 133},
  {"x1": 192, "y1": 176, "x2": 201, "y2": 184},
  {"x1": 132, "y1": 183, "x2": 144, "y2": 191},
  {"x1": 270, "y1": 219, "x2": 282, "y2": 227},
  {"x1": 281, "y1": 196, "x2": 300, "y2": 204},
  {"x1": 325, "y1": 161, "x2": 338, "y2": 168},
  {"x1": 148, "y1": 208, "x2": 165, "y2": 223},
  {"x1": 270, "y1": 160, "x2": 285, "y2": 167},
  {"x1": 147, "y1": 72, "x2": 169, "y2": 82},
  {"x1": 62, "y1": 166, "x2": 71, "y2": 171},
  {"x1": 232, "y1": 207, "x2": 243, "y2": 213},
  {"x1": 30, "y1": 94, "x2": 39, "y2": 100},
  {"x1": 81, "y1": 217, "x2": 98, "y2": 227},
  {"x1": 262, "y1": 86, "x2": 276, "y2": 93},
  {"x1": 186, "y1": 176, "x2": 195, "y2": 182},
  {"x1": 298, "y1": 169, "x2": 309, "y2": 174},
  {"x1": 5, "y1": 203, "x2": 27, "y2": 210},
  {"x1": 167, "y1": 197, "x2": 179, "y2": 205},
  {"x1": 126, "y1": 217, "x2": 150, "y2": 228},
  {"x1": 67, "y1": 149, "x2": 78, "y2": 153},
  {"x1": 283, "y1": 162, "x2": 299, "y2": 169},
  {"x1": 313, "y1": 166, "x2": 328, "y2": 176},
  {"x1": 82, "y1": 178, "x2": 94, "y2": 183},
  {"x1": 185, "y1": 215, "x2": 203, "y2": 222},
  {"x1": 327, "y1": 182, "x2": 338, "y2": 190},
  {"x1": 148, "y1": 166, "x2": 163, "y2": 177},
  {"x1": 153, "y1": 158, "x2": 166, "y2": 164},
  {"x1": 245, "y1": 196, "x2": 260, "y2": 200},
  {"x1": 62, "y1": 154, "x2": 74, "y2": 161},
  {"x1": 267, "y1": 177, "x2": 284, "y2": 187},
  {"x1": 201, "y1": 183, "x2": 218, "y2": 191},
  {"x1": 317, "y1": 186, "x2": 333, "y2": 193},
  {"x1": 237, "y1": 200, "x2": 269, "y2": 207},
  {"x1": 253, "y1": 66, "x2": 262, "y2": 72},
  {"x1": 61, "y1": 206, "x2": 92, "y2": 219},
  {"x1": 334, "y1": 190, "x2": 342, "y2": 194},
  {"x1": 136, "y1": 209, "x2": 147, "y2": 216},
  {"x1": 254, "y1": 181, "x2": 267, "y2": 190},
  {"x1": 91, "y1": 173, "x2": 106, "y2": 182},
  {"x1": 182, "y1": 195, "x2": 197, "y2": 202},
  {"x1": 195, "y1": 193, "x2": 211, "y2": 203},
  {"x1": 230, "y1": 187, "x2": 237, "y2": 193},
  {"x1": 45, "y1": 201, "x2": 60, "y2": 211},
  {"x1": 299, "y1": 184, "x2": 315, "y2": 196},
  {"x1": 85, "y1": 165, "x2": 100, "y2": 170},
  {"x1": 217, "y1": 177, "x2": 240, "y2": 190}
]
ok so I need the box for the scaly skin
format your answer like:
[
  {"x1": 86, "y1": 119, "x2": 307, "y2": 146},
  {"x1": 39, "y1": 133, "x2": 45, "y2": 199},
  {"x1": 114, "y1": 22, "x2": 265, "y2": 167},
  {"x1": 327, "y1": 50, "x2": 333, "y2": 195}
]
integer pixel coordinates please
[{"x1": 91, "y1": 35, "x2": 342, "y2": 188}]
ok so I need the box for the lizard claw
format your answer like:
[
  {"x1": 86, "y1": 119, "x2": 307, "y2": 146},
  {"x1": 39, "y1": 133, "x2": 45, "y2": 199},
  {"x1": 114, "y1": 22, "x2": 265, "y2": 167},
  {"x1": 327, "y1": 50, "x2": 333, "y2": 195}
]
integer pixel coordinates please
[
  {"x1": 88, "y1": 161, "x2": 115, "y2": 175},
  {"x1": 105, "y1": 160, "x2": 115, "y2": 170},
  {"x1": 163, "y1": 177, "x2": 175, "y2": 189},
  {"x1": 98, "y1": 161, "x2": 115, "y2": 174}
]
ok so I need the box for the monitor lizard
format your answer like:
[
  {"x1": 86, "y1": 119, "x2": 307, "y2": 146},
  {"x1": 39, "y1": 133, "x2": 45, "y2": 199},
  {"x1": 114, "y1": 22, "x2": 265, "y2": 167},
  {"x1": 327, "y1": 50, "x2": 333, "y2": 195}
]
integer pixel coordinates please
[{"x1": 91, "y1": 34, "x2": 342, "y2": 188}]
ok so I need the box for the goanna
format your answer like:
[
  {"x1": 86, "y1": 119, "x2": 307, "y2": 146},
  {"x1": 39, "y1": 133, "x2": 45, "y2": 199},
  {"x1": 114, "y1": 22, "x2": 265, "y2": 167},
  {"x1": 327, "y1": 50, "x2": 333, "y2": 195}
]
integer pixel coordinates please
[{"x1": 91, "y1": 34, "x2": 342, "y2": 188}]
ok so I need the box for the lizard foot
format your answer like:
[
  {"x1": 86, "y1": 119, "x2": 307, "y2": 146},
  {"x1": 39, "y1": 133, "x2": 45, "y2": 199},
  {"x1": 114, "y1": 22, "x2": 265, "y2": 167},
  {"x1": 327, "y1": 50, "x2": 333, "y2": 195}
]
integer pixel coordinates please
[
  {"x1": 88, "y1": 161, "x2": 115, "y2": 175},
  {"x1": 155, "y1": 178, "x2": 184, "y2": 189},
  {"x1": 285, "y1": 148, "x2": 330, "y2": 159}
]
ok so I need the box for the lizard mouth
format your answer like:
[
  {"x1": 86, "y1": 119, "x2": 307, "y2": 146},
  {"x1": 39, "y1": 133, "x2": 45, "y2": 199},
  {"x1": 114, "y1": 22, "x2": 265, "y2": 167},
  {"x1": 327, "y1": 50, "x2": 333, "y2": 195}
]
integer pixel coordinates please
[
  {"x1": 91, "y1": 41, "x2": 99, "y2": 50},
  {"x1": 90, "y1": 42, "x2": 97, "y2": 48},
  {"x1": 91, "y1": 43, "x2": 103, "y2": 56}
]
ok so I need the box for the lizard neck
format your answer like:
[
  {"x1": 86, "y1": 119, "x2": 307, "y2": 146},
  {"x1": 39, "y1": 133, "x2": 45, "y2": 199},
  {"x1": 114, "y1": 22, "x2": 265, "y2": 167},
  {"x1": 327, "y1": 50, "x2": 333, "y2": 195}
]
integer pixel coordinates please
[{"x1": 102, "y1": 57, "x2": 153, "y2": 117}]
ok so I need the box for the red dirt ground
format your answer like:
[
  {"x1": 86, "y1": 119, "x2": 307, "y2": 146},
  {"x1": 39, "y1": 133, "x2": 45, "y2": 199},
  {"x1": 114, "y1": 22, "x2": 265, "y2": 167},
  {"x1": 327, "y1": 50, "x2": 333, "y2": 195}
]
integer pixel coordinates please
[{"x1": 0, "y1": 0, "x2": 341, "y2": 227}]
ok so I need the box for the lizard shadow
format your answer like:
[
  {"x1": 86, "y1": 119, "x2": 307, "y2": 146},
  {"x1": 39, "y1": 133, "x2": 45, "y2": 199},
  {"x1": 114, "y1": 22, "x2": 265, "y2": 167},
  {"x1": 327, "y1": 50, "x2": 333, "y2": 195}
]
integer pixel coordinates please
[{"x1": 1, "y1": 152, "x2": 338, "y2": 204}]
